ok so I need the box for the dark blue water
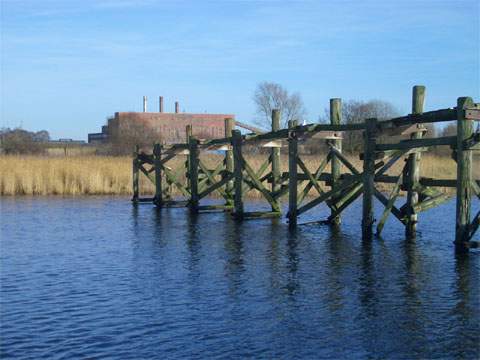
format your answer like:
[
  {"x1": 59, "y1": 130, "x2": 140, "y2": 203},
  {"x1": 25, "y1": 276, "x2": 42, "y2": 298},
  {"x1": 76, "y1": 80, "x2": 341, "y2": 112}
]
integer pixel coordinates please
[{"x1": 1, "y1": 197, "x2": 479, "y2": 359}]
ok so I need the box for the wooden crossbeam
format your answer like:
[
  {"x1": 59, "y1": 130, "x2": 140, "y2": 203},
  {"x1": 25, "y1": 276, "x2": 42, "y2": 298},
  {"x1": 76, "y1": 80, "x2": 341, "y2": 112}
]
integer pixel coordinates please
[
  {"x1": 297, "y1": 152, "x2": 331, "y2": 205},
  {"x1": 297, "y1": 174, "x2": 362, "y2": 216},
  {"x1": 472, "y1": 180, "x2": 480, "y2": 199},
  {"x1": 374, "y1": 149, "x2": 410, "y2": 177},
  {"x1": 297, "y1": 156, "x2": 325, "y2": 196},
  {"x1": 376, "y1": 175, "x2": 403, "y2": 236},
  {"x1": 198, "y1": 173, "x2": 234, "y2": 200},
  {"x1": 138, "y1": 164, "x2": 155, "y2": 184},
  {"x1": 242, "y1": 155, "x2": 271, "y2": 194},
  {"x1": 198, "y1": 160, "x2": 226, "y2": 197},
  {"x1": 463, "y1": 132, "x2": 479, "y2": 150},
  {"x1": 373, "y1": 188, "x2": 406, "y2": 224},
  {"x1": 469, "y1": 211, "x2": 479, "y2": 240},
  {"x1": 163, "y1": 166, "x2": 190, "y2": 197},
  {"x1": 377, "y1": 108, "x2": 457, "y2": 130},
  {"x1": 376, "y1": 136, "x2": 457, "y2": 151},
  {"x1": 242, "y1": 211, "x2": 281, "y2": 219},
  {"x1": 329, "y1": 146, "x2": 360, "y2": 175},
  {"x1": 413, "y1": 193, "x2": 451, "y2": 213},
  {"x1": 327, "y1": 181, "x2": 363, "y2": 222},
  {"x1": 239, "y1": 154, "x2": 280, "y2": 212}
]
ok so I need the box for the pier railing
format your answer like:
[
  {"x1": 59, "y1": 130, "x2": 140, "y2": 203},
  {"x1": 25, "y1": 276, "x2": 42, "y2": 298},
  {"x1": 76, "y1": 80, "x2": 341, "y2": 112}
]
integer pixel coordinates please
[{"x1": 132, "y1": 86, "x2": 480, "y2": 252}]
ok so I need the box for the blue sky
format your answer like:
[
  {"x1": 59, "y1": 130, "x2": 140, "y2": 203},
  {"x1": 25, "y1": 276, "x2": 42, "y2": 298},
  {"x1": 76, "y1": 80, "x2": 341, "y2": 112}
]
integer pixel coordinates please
[{"x1": 1, "y1": 0, "x2": 479, "y2": 140}]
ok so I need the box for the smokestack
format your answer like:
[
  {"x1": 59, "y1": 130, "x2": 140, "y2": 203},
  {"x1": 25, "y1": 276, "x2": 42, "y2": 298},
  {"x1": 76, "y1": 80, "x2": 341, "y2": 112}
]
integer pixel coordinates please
[
  {"x1": 159, "y1": 96, "x2": 164, "y2": 113},
  {"x1": 143, "y1": 96, "x2": 147, "y2": 112},
  {"x1": 175, "y1": 101, "x2": 180, "y2": 113}
]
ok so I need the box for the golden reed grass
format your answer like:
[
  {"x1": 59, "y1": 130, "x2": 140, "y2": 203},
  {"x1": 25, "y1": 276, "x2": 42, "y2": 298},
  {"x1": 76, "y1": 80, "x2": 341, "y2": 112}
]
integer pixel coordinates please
[{"x1": 0, "y1": 154, "x2": 477, "y2": 196}]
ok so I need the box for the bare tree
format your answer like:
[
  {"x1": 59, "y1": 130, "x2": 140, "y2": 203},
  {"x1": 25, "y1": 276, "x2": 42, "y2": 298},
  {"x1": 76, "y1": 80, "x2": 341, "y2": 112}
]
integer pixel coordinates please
[
  {"x1": 319, "y1": 99, "x2": 399, "y2": 153},
  {"x1": 253, "y1": 82, "x2": 307, "y2": 129}
]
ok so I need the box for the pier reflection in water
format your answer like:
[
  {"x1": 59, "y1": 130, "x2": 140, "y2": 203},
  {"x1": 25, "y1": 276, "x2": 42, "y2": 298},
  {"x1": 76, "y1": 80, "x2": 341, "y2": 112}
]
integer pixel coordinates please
[{"x1": 1, "y1": 197, "x2": 479, "y2": 359}]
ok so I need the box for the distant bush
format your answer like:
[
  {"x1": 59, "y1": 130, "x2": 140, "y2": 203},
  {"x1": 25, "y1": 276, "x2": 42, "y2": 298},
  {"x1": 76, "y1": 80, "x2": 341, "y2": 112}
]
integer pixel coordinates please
[{"x1": 0, "y1": 128, "x2": 50, "y2": 154}]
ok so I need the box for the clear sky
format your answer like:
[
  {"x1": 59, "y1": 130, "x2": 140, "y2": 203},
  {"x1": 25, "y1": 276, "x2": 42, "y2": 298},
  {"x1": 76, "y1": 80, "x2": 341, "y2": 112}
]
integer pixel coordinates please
[{"x1": 1, "y1": 0, "x2": 479, "y2": 140}]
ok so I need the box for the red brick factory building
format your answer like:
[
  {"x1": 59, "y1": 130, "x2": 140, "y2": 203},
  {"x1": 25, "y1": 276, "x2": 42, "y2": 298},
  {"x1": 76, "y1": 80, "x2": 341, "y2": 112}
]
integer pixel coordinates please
[{"x1": 88, "y1": 96, "x2": 256, "y2": 144}]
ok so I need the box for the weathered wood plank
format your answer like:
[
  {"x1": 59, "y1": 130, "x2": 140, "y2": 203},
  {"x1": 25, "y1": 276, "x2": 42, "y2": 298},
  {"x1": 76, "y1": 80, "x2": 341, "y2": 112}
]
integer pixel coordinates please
[
  {"x1": 188, "y1": 136, "x2": 199, "y2": 213},
  {"x1": 327, "y1": 181, "x2": 363, "y2": 222},
  {"x1": 288, "y1": 123, "x2": 298, "y2": 227},
  {"x1": 377, "y1": 175, "x2": 403, "y2": 236},
  {"x1": 377, "y1": 108, "x2": 457, "y2": 130},
  {"x1": 153, "y1": 143, "x2": 162, "y2": 206},
  {"x1": 297, "y1": 174, "x2": 362, "y2": 216},
  {"x1": 362, "y1": 118, "x2": 378, "y2": 240},
  {"x1": 271, "y1": 109, "x2": 281, "y2": 212},
  {"x1": 232, "y1": 130, "x2": 244, "y2": 219},
  {"x1": 405, "y1": 85, "x2": 425, "y2": 239},
  {"x1": 132, "y1": 145, "x2": 139, "y2": 203},
  {"x1": 225, "y1": 118, "x2": 235, "y2": 207},
  {"x1": 455, "y1": 97, "x2": 474, "y2": 250},
  {"x1": 297, "y1": 153, "x2": 332, "y2": 205},
  {"x1": 376, "y1": 136, "x2": 457, "y2": 151},
  {"x1": 198, "y1": 173, "x2": 234, "y2": 200},
  {"x1": 413, "y1": 193, "x2": 451, "y2": 213},
  {"x1": 329, "y1": 146, "x2": 360, "y2": 175},
  {"x1": 330, "y1": 98, "x2": 343, "y2": 226}
]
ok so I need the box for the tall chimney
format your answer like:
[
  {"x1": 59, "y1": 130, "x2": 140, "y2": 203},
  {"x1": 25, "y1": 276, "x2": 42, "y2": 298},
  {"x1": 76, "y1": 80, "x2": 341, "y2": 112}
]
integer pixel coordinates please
[
  {"x1": 175, "y1": 101, "x2": 180, "y2": 113},
  {"x1": 143, "y1": 96, "x2": 147, "y2": 112},
  {"x1": 159, "y1": 96, "x2": 164, "y2": 113}
]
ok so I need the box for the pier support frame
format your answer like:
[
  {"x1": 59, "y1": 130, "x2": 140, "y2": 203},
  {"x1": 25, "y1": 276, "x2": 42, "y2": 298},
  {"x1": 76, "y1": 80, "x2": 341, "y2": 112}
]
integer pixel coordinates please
[
  {"x1": 330, "y1": 98, "x2": 342, "y2": 226},
  {"x1": 232, "y1": 130, "x2": 244, "y2": 219},
  {"x1": 132, "y1": 144, "x2": 140, "y2": 203},
  {"x1": 153, "y1": 143, "x2": 163, "y2": 207},
  {"x1": 405, "y1": 85, "x2": 426, "y2": 239},
  {"x1": 455, "y1": 96, "x2": 474, "y2": 251},
  {"x1": 362, "y1": 118, "x2": 377, "y2": 240},
  {"x1": 225, "y1": 118, "x2": 235, "y2": 208},
  {"x1": 271, "y1": 109, "x2": 281, "y2": 211},
  {"x1": 288, "y1": 121, "x2": 298, "y2": 228}
]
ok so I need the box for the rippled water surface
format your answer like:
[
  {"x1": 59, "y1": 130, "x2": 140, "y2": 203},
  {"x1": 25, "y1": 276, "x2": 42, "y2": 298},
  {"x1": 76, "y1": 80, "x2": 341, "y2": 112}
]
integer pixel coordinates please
[{"x1": 1, "y1": 197, "x2": 479, "y2": 359}]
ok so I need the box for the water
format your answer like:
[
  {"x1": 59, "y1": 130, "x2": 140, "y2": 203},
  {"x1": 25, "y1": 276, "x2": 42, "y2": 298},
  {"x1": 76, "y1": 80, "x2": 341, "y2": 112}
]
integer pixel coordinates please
[{"x1": 1, "y1": 197, "x2": 479, "y2": 359}]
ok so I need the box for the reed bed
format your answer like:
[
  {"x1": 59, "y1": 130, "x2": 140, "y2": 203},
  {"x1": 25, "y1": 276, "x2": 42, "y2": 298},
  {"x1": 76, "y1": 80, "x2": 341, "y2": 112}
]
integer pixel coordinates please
[{"x1": 1, "y1": 154, "x2": 477, "y2": 196}]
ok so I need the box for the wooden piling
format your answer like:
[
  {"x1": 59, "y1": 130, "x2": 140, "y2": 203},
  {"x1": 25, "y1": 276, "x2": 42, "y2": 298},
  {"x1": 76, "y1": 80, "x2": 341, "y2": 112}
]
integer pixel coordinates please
[
  {"x1": 405, "y1": 85, "x2": 425, "y2": 239},
  {"x1": 232, "y1": 130, "x2": 244, "y2": 219},
  {"x1": 330, "y1": 98, "x2": 342, "y2": 226},
  {"x1": 271, "y1": 109, "x2": 281, "y2": 211},
  {"x1": 225, "y1": 118, "x2": 235, "y2": 208},
  {"x1": 362, "y1": 118, "x2": 377, "y2": 240},
  {"x1": 132, "y1": 144, "x2": 139, "y2": 203},
  {"x1": 188, "y1": 135, "x2": 199, "y2": 213},
  {"x1": 288, "y1": 120, "x2": 298, "y2": 227},
  {"x1": 186, "y1": 125, "x2": 192, "y2": 192},
  {"x1": 455, "y1": 96, "x2": 474, "y2": 250},
  {"x1": 153, "y1": 143, "x2": 162, "y2": 207}
]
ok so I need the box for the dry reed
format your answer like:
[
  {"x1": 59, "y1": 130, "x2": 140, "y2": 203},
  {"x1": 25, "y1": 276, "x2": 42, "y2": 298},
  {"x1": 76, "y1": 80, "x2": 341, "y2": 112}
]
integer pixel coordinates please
[{"x1": 0, "y1": 154, "x2": 477, "y2": 196}]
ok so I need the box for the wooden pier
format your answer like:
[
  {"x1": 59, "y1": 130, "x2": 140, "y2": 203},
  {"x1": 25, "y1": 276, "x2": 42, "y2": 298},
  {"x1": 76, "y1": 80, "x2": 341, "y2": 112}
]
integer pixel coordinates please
[{"x1": 132, "y1": 86, "x2": 480, "y2": 252}]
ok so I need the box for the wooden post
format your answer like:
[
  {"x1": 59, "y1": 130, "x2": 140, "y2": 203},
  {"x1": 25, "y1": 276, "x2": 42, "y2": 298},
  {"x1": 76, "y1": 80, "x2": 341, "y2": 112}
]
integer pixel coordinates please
[
  {"x1": 186, "y1": 125, "x2": 192, "y2": 193},
  {"x1": 188, "y1": 135, "x2": 199, "y2": 213},
  {"x1": 455, "y1": 96, "x2": 474, "y2": 250},
  {"x1": 232, "y1": 130, "x2": 244, "y2": 219},
  {"x1": 153, "y1": 143, "x2": 162, "y2": 207},
  {"x1": 405, "y1": 85, "x2": 426, "y2": 239},
  {"x1": 288, "y1": 120, "x2": 298, "y2": 228},
  {"x1": 225, "y1": 118, "x2": 235, "y2": 208},
  {"x1": 271, "y1": 109, "x2": 281, "y2": 211},
  {"x1": 330, "y1": 98, "x2": 342, "y2": 226},
  {"x1": 362, "y1": 118, "x2": 377, "y2": 240},
  {"x1": 132, "y1": 144, "x2": 139, "y2": 203}
]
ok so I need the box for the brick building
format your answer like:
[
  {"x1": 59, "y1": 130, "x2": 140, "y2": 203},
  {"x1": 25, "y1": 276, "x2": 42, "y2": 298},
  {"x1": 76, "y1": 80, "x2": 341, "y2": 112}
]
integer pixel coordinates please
[{"x1": 88, "y1": 96, "x2": 259, "y2": 144}]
